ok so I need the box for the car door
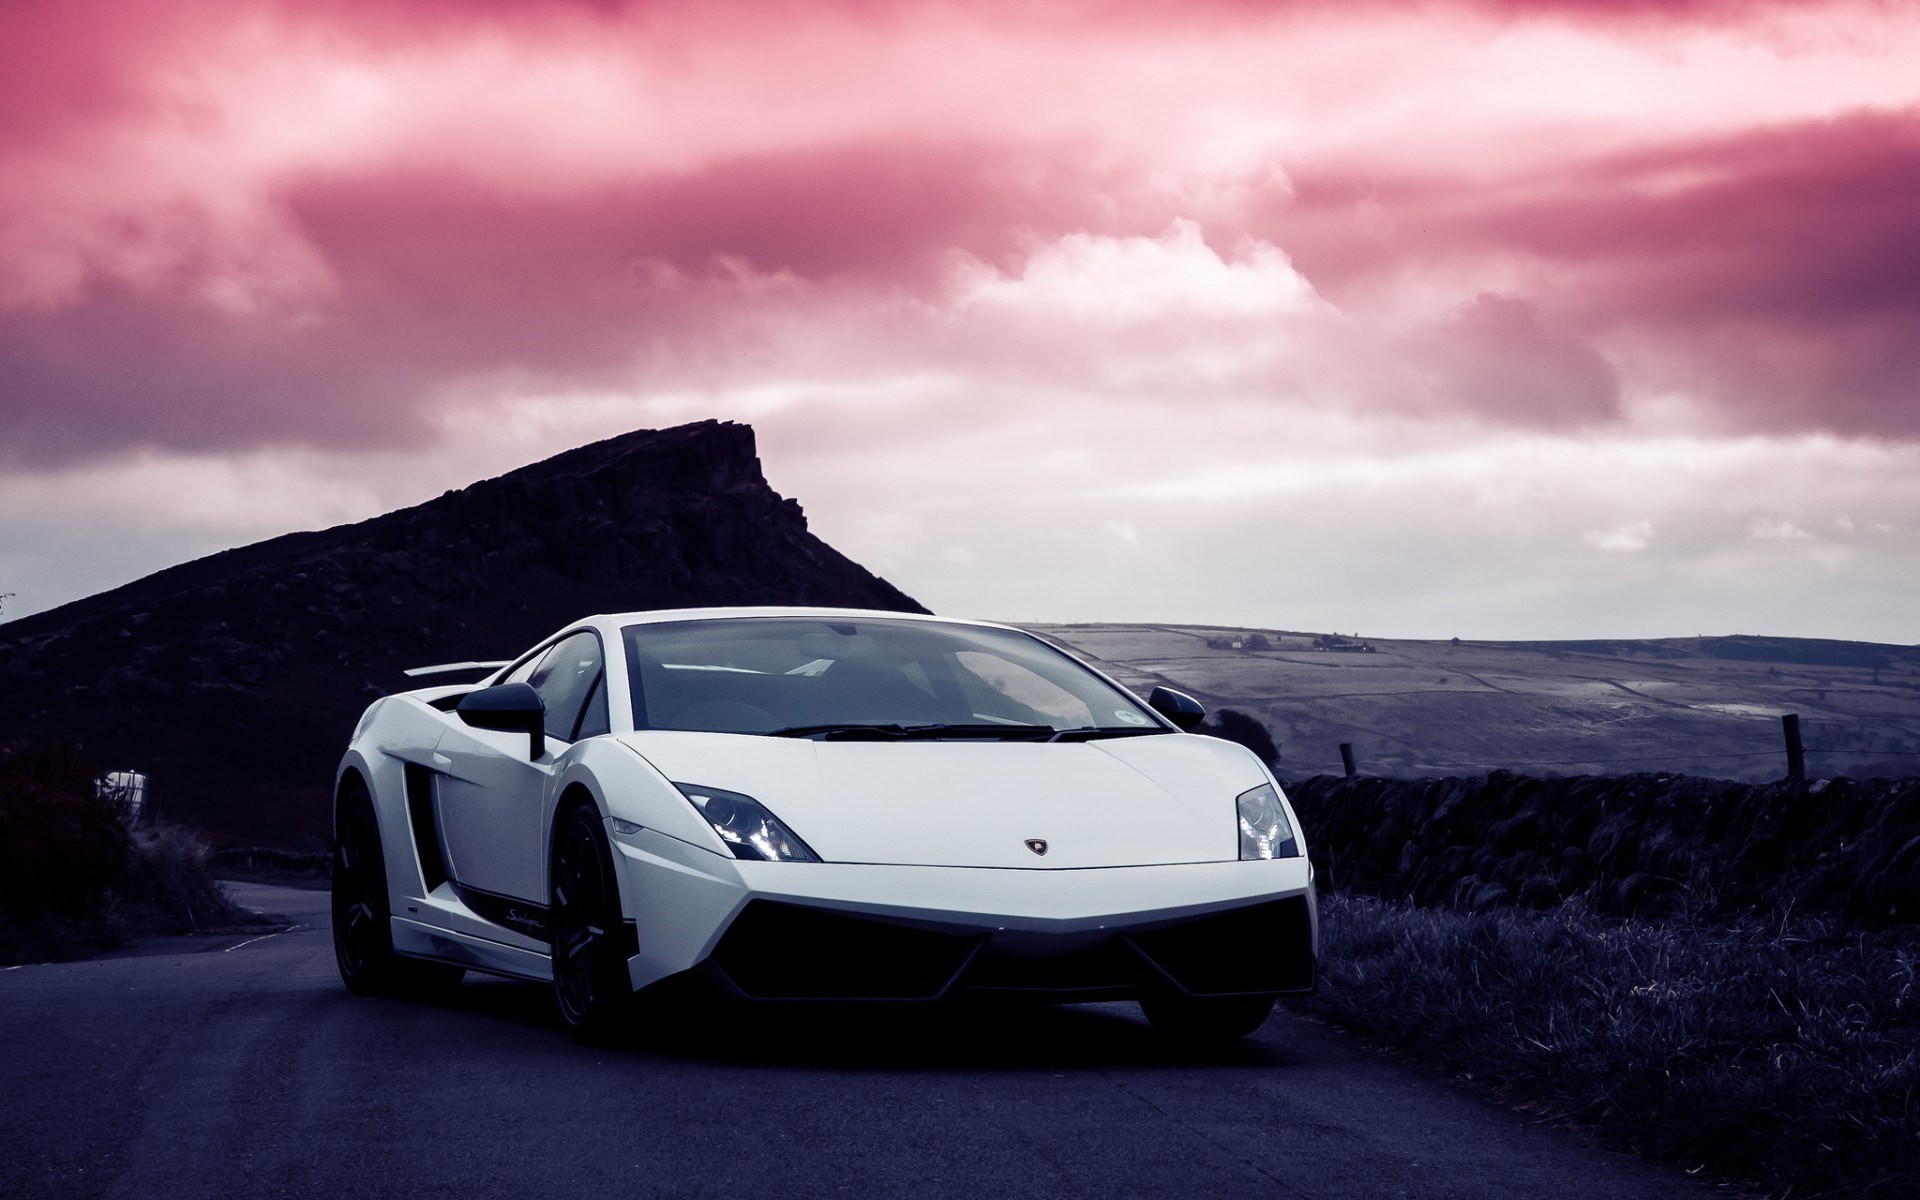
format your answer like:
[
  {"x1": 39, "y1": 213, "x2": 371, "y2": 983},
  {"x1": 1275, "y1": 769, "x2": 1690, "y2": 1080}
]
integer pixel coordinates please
[{"x1": 435, "y1": 631, "x2": 606, "y2": 908}]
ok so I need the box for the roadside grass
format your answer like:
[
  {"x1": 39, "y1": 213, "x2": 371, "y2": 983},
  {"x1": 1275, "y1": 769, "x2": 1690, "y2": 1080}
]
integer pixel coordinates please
[
  {"x1": 1291, "y1": 894, "x2": 1920, "y2": 1199},
  {"x1": 1, "y1": 740, "x2": 257, "y2": 964}
]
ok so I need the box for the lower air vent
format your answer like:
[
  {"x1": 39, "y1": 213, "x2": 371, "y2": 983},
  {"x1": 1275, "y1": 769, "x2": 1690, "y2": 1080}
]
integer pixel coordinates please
[{"x1": 1124, "y1": 895, "x2": 1316, "y2": 996}]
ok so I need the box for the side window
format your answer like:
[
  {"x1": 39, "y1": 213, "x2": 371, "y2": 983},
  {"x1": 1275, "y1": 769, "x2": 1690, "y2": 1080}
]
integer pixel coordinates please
[
  {"x1": 527, "y1": 631, "x2": 604, "y2": 743},
  {"x1": 574, "y1": 672, "x2": 610, "y2": 740},
  {"x1": 501, "y1": 649, "x2": 545, "y2": 686}
]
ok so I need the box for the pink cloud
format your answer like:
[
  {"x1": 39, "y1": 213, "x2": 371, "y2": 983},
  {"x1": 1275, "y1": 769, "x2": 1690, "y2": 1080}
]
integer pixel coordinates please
[
  {"x1": 0, "y1": 134, "x2": 1142, "y2": 466},
  {"x1": 1, "y1": 0, "x2": 1917, "y2": 468},
  {"x1": 1276, "y1": 107, "x2": 1920, "y2": 436},
  {"x1": 1408, "y1": 294, "x2": 1622, "y2": 428}
]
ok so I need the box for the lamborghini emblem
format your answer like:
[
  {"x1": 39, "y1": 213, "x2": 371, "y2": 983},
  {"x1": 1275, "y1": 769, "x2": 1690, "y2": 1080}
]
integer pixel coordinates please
[{"x1": 1025, "y1": 838, "x2": 1048, "y2": 856}]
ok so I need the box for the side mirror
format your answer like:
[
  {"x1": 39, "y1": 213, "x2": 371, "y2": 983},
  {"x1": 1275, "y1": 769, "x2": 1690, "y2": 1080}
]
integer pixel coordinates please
[
  {"x1": 456, "y1": 682, "x2": 546, "y2": 760},
  {"x1": 1147, "y1": 686, "x2": 1206, "y2": 731}
]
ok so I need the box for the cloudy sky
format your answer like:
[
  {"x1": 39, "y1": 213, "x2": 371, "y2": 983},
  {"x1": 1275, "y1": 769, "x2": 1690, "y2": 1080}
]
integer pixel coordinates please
[{"x1": 3, "y1": 0, "x2": 1918, "y2": 641}]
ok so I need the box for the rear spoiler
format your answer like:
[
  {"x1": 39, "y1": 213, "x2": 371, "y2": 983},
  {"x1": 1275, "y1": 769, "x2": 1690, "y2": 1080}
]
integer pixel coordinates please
[{"x1": 403, "y1": 660, "x2": 511, "y2": 679}]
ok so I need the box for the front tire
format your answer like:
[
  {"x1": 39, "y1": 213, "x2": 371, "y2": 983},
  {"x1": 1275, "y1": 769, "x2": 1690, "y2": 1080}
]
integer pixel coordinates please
[
  {"x1": 1140, "y1": 992, "x2": 1275, "y2": 1043},
  {"x1": 550, "y1": 802, "x2": 635, "y2": 1043},
  {"x1": 331, "y1": 776, "x2": 463, "y2": 997}
]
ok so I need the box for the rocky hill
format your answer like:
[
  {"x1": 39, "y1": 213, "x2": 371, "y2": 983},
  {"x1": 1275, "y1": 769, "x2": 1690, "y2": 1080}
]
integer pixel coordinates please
[{"x1": 0, "y1": 421, "x2": 924, "y2": 845}]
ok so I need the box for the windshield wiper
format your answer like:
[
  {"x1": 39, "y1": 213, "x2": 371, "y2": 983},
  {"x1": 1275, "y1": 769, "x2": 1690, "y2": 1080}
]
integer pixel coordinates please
[
  {"x1": 767, "y1": 723, "x2": 909, "y2": 740},
  {"x1": 1049, "y1": 726, "x2": 1173, "y2": 742},
  {"x1": 898, "y1": 723, "x2": 1055, "y2": 740}
]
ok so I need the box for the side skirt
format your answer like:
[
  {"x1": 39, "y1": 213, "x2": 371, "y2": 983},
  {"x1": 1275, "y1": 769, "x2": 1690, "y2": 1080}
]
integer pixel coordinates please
[
  {"x1": 391, "y1": 915, "x2": 551, "y2": 983},
  {"x1": 452, "y1": 882, "x2": 551, "y2": 942}
]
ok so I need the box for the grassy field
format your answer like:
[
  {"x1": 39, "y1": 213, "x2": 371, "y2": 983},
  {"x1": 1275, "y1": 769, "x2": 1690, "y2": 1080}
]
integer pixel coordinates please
[{"x1": 1036, "y1": 623, "x2": 1920, "y2": 781}]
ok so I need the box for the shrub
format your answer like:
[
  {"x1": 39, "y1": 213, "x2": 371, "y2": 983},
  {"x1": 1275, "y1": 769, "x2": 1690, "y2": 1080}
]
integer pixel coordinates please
[
  {"x1": 0, "y1": 740, "x2": 131, "y2": 918},
  {"x1": 0, "y1": 739, "x2": 250, "y2": 962},
  {"x1": 1199, "y1": 708, "x2": 1280, "y2": 767},
  {"x1": 119, "y1": 825, "x2": 246, "y2": 936}
]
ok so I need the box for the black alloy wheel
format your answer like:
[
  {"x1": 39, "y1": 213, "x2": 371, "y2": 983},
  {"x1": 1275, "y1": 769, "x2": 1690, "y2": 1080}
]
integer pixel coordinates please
[
  {"x1": 550, "y1": 803, "x2": 634, "y2": 1042},
  {"x1": 1139, "y1": 992, "x2": 1276, "y2": 1043},
  {"x1": 331, "y1": 777, "x2": 463, "y2": 996}
]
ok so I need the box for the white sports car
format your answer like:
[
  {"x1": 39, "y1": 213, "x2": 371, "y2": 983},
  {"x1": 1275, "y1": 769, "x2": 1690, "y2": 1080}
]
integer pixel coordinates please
[{"x1": 332, "y1": 608, "x2": 1316, "y2": 1041}]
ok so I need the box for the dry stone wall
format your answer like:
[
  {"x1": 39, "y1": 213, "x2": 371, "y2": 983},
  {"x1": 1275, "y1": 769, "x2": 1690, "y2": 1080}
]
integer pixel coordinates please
[{"x1": 1286, "y1": 771, "x2": 1920, "y2": 927}]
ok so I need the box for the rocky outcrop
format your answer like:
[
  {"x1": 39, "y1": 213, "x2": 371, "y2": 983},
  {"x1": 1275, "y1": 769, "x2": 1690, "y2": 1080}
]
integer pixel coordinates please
[
  {"x1": 0, "y1": 421, "x2": 925, "y2": 845},
  {"x1": 1287, "y1": 770, "x2": 1920, "y2": 928}
]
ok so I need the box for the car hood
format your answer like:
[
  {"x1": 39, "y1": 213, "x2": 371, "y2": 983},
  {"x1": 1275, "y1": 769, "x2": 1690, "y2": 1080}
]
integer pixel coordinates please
[{"x1": 612, "y1": 731, "x2": 1268, "y2": 868}]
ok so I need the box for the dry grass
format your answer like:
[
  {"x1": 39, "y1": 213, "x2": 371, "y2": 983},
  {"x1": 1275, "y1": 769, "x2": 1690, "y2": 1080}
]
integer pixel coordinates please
[{"x1": 1292, "y1": 893, "x2": 1920, "y2": 1199}]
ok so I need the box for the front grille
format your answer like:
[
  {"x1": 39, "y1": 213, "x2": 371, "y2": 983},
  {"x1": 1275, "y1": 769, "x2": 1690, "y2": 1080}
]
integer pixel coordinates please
[
  {"x1": 710, "y1": 901, "x2": 983, "y2": 1000},
  {"x1": 962, "y1": 937, "x2": 1138, "y2": 996}
]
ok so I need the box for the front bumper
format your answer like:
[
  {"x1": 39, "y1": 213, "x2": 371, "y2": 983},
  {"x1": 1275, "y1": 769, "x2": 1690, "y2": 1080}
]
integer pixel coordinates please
[{"x1": 612, "y1": 828, "x2": 1317, "y2": 1001}]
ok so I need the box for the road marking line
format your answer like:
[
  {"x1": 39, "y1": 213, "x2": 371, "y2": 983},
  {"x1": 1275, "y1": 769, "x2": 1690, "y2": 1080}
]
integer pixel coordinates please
[{"x1": 222, "y1": 924, "x2": 305, "y2": 953}]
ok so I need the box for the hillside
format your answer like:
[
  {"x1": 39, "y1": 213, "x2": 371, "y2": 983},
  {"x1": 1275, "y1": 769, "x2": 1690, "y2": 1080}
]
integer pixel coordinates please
[
  {"x1": 1036, "y1": 624, "x2": 1920, "y2": 781},
  {"x1": 0, "y1": 421, "x2": 924, "y2": 845}
]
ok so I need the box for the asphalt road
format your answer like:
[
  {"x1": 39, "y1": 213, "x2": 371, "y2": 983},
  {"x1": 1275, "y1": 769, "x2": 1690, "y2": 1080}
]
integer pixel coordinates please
[{"x1": 0, "y1": 883, "x2": 1726, "y2": 1200}]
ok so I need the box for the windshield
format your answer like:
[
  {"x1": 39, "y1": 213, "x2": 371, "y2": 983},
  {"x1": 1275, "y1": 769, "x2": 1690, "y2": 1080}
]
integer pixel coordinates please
[{"x1": 621, "y1": 617, "x2": 1167, "y2": 738}]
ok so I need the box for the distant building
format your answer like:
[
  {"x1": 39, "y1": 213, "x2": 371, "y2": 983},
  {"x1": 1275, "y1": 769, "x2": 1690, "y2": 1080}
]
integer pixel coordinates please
[
  {"x1": 97, "y1": 770, "x2": 149, "y2": 821},
  {"x1": 1205, "y1": 633, "x2": 1273, "y2": 652}
]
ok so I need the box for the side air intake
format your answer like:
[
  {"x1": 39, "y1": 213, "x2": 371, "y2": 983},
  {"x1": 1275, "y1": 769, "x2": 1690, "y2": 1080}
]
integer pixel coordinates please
[{"x1": 403, "y1": 763, "x2": 449, "y2": 891}]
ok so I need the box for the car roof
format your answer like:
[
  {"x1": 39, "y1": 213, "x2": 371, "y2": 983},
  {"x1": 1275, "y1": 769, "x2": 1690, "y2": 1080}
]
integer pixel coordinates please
[{"x1": 582, "y1": 607, "x2": 1020, "y2": 634}]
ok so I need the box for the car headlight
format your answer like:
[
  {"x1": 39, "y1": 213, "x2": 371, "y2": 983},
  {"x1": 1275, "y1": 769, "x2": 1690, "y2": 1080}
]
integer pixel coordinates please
[
  {"x1": 1237, "y1": 782, "x2": 1300, "y2": 860},
  {"x1": 674, "y1": 783, "x2": 820, "y2": 863}
]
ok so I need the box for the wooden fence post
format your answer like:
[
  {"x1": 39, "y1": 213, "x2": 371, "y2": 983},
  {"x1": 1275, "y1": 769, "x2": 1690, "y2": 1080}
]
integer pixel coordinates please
[
  {"x1": 1782, "y1": 713, "x2": 1805, "y2": 781},
  {"x1": 1340, "y1": 742, "x2": 1356, "y2": 778}
]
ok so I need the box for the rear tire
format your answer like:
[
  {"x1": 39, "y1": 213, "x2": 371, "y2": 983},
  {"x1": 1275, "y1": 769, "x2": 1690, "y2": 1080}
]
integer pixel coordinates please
[
  {"x1": 331, "y1": 776, "x2": 464, "y2": 997},
  {"x1": 1140, "y1": 993, "x2": 1275, "y2": 1043},
  {"x1": 550, "y1": 802, "x2": 635, "y2": 1043}
]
